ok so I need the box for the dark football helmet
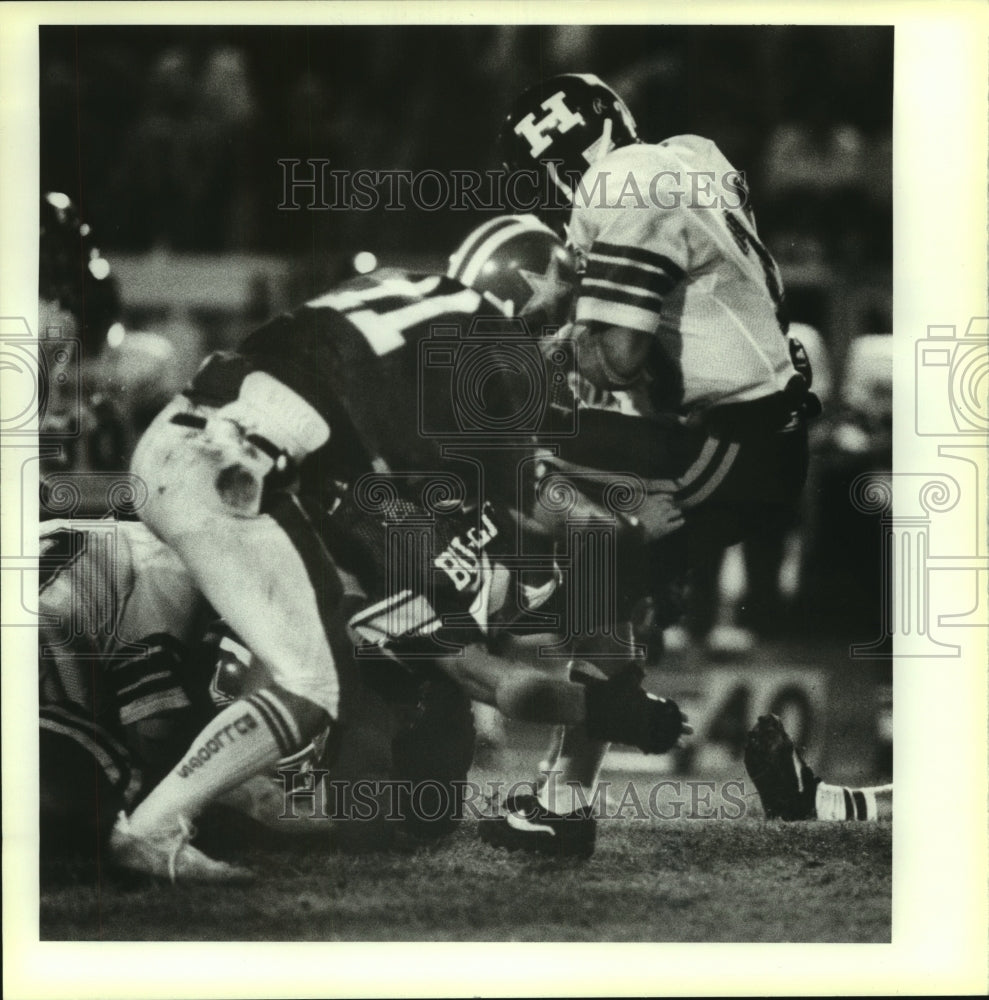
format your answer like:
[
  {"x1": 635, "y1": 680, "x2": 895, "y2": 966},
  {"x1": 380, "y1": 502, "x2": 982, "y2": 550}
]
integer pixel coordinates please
[
  {"x1": 499, "y1": 73, "x2": 640, "y2": 208},
  {"x1": 447, "y1": 214, "x2": 577, "y2": 332},
  {"x1": 40, "y1": 191, "x2": 121, "y2": 355}
]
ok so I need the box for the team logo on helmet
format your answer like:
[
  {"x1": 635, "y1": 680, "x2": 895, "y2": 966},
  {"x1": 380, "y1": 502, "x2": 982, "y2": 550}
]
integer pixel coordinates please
[
  {"x1": 500, "y1": 74, "x2": 640, "y2": 207},
  {"x1": 447, "y1": 215, "x2": 577, "y2": 332}
]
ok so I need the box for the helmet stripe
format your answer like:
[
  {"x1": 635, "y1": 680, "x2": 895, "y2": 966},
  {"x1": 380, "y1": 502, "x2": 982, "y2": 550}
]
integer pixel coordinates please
[
  {"x1": 447, "y1": 216, "x2": 520, "y2": 282},
  {"x1": 458, "y1": 216, "x2": 555, "y2": 287},
  {"x1": 448, "y1": 215, "x2": 551, "y2": 284}
]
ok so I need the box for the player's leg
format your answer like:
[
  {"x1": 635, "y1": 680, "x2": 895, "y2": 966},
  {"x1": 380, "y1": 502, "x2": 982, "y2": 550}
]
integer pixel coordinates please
[
  {"x1": 111, "y1": 398, "x2": 339, "y2": 879},
  {"x1": 479, "y1": 482, "x2": 690, "y2": 856},
  {"x1": 112, "y1": 509, "x2": 340, "y2": 871},
  {"x1": 483, "y1": 471, "x2": 691, "y2": 849},
  {"x1": 745, "y1": 714, "x2": 892, "y2": 821},
  {"x1": 476, "y1": 639, "x2": 634, "y2": 858},
  {"x1": 478, "y1": 705, "x2": 611, "y2": 858}
]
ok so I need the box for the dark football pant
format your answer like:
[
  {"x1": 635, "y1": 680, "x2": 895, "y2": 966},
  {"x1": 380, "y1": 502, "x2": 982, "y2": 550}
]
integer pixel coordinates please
[
  {"x1": 40, "y1": 703, "x2": 137, "y2": 860},
  {"x1": 545, "y1": 408, "x2": 810, "y2": 631},
  {"x1": 652, "y1": 419, "x2": 810, "y2": 629}
]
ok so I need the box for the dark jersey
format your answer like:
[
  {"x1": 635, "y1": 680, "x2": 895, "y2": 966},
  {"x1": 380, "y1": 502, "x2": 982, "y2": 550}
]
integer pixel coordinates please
[
  {"x1": 239, "y1": 271, "x2": 552, "y2": 484},
  {"x1": 314, "y1": 489, "x2": 560, "y2": 658},
  {"x1": 190, "y1": 270, "x2": 568, "y2": 664}
]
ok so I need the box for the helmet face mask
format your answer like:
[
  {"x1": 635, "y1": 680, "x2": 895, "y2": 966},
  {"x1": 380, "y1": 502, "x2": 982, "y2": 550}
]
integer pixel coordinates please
[
  {"x1": 447, "y1": 214, "x2": 578, "y2": 334},
  {"x1": 500, "y1": 74, "x2": 639, "y2": 211}
]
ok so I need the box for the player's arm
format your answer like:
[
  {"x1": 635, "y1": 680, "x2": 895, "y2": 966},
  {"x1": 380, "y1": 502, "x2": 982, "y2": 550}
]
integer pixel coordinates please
[
  {"x1": 570, "y1": 320, "x2": 653, "y2": 390},
  {"x1": 435, "y1": 642, "x2": 688, "y2": 755},
  {"x1": 567, "y1": 151, "x2": 689, "y2": 390}
]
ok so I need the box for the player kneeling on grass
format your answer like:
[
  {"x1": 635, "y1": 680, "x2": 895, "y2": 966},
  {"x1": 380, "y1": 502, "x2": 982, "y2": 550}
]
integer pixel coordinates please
[
  {"x1": 38, "y1": 519, "x2": 210, "y2": 870},
  {"x1": 745, "y1": 715, "x2": 892, "y2": 822}
]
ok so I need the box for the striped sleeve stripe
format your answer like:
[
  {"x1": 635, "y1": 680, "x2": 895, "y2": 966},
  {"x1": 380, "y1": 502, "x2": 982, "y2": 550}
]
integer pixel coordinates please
[
  {"x1": 677, "y1": 441, "x2": 740, "y2": 509},
  {"x1": 580, "y1": 278, "x2": 663, "y2": 315},
  {"x1": 590, "y1": 242, "x2": 686, "y2": 280},
  {"x1": 349, "y1": 588, "x2": 416, "y2": 625},
  {"x1": 40, "y1": 718, "x2": 126, "y2": 787},
  {"x1": 118, "y1": 689, "x2": 192, "y2": 727},
  {"x1": 110, "y1": 638, "x2": 187, "y2": 691},
  {"x1": 115, "y1": 670, "x2": 185, "y2": 698},
  {"x1": 582, "y1": 277, "x2": 666, "y2": 308},
  {"x1": 246, "y1": 693, "x2": 294, "y2": 758},
  {"x1": 40, "y1": 706, "x2": 132, "y2": 789},
  {"x1": 111, "y1": 645, "x2": 170, "y2": 672},
  {"x1": 41, "y1": 702, "x2": 128, "y2": 750},
  {"x1": 842, "y1": 787, "x2": 855, "y2": 821},
  {"x1": 585, "y1": 257, "x2": 682, "y2": 297},
  {"x1": 576, "y1": 297, "x2": 660, "y2": 336}
]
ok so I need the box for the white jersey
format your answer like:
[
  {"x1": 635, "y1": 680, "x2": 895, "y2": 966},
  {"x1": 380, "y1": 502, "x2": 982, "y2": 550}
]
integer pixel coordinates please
[
  {"x1": 39, "y1": 519, "x2": 203, "y2": 725},
  {"x1": 567, "y1": 136, "x2": 796, "y2": 412}
]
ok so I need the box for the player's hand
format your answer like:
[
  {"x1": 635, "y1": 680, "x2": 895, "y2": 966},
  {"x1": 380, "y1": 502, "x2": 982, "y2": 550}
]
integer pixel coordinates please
[{"x1": 629, "y1": 490, "x2": 685, "y2": 541}]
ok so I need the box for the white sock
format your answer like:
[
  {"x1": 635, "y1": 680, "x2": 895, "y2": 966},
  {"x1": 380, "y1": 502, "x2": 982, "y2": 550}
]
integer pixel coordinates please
[
  {"x1": 815, "y1": 781, "x2": 883, "y2": 821},
  {"x1": 127, "y1": 696, "x2": 287, "y2": 834},
  {"x1": 537, "y1": 729, "x2": 610, "y2": 815},
  {"x1": 536, "y1": 725, "x2": 567, "y2": 784}
]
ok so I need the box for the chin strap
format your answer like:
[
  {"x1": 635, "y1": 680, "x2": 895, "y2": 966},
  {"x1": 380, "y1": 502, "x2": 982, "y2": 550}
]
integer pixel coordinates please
[
  {"x1": 586, "y1": 118, "x2": 614, "y2": 169},
  {"x1": 545, "y1": 162, "x2": 575, "y2": 206}
]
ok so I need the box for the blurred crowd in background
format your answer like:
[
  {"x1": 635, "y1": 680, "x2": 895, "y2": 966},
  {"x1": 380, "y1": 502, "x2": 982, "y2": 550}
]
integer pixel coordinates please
[
  {"x1": 38, "y1": 24, "x2": 893, "y2": 651},
  {"x1": 42, "y1": 25, "x2": 892, "y2": 268}
]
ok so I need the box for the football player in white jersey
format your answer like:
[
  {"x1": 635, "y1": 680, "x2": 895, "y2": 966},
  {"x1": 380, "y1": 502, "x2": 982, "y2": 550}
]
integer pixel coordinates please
[
  {"x1": 38, "y1": 518, "x2": 213, "y2": 866},
  {"x1": 480, "y1": 73, "x2": 821, "y2": 854}
]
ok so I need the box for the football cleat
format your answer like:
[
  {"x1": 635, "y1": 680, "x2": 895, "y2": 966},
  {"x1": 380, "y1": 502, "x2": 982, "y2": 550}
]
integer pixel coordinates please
[
  {"x1": 478, "y1": 793, "x2": 596, "y2": 858},
  {"x1": 743, "y1": 714, "x2": 819, "y2": 820},
  {"x1": 108, "y1": 811, "x2": 254, "y2": 883}
]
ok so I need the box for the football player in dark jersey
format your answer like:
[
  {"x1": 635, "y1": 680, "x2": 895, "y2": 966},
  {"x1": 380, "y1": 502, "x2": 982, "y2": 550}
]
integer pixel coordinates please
[{"x1": 110, "y1": 214, "x2": 689, "y2": 879}]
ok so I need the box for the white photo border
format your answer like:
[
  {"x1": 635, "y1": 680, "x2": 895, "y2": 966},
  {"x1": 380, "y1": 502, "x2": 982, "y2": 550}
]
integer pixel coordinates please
[{"x1": 2, "y1": 1, "x2": 986, "y2": 997}]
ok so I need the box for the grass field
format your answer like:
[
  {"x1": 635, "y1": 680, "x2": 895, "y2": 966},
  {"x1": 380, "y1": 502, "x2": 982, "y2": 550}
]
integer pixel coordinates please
[
  {"x1": 40, "y1": 777, "x2": 891, "y2": 943},
  {"x1": 39, "y1": 639, "x2": 891, "y2": 943}
]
